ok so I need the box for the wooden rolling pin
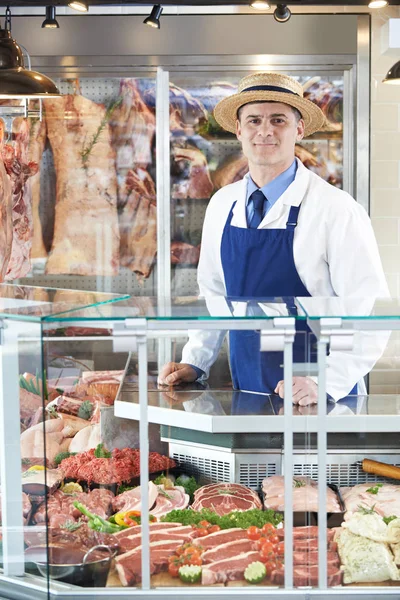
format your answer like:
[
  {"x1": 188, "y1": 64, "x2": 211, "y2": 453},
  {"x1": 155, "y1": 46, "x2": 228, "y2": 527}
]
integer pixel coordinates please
[{"x1": 361, "y1": 459, "x2": 400, "y2": 480}]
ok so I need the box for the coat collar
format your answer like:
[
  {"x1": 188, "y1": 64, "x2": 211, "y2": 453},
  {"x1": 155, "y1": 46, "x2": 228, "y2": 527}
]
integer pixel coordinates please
[{"x1": 231, "y1": 158, "x2": 310, "y2": 228}]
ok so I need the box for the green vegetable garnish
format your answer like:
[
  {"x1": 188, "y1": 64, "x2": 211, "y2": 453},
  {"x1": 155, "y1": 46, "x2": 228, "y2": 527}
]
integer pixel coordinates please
[
  {"x1": 178, "y1": 564, "x2": 202, "y2": 584},
  {"x1": 383, "y1": 515, "x2": 398, "y2": 525},
  {"x1": 244, "y1": 561, "x2": 267, "y2": 584},
  {"x1": 94, "y1": 443, "x2": 112, "y2": 459},
  {"x1": 78, "y1": 400, "x2": 94, "y2": 421},
  {"x1": 293, "y1": 478, "x2": 306, "y2": 488},
  {"x1": 357, "y1": 504, "x2": 377, "y2": 515},
  {"x1": 175, "y1": 476, "x2": 200, "y2": 502},
  {"x1": 161, "y1": 508, "x2": 282, "y2": 529},
  {"x1": 117, "y1": 483, "x2": 135, "y2": 495},
  {"x1": 366, "y1": 483, "x2": 383, "y2": 495},
  {"x1": 61, "y1": 520, "x2": 82, "y2": 532},
  {"x1": 73, "y1": 501, "x2": 124, "y2": 533}
]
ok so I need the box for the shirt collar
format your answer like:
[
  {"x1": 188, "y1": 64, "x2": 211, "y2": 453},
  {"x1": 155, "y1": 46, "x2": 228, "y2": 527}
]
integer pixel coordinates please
[{"x1": 246, "y1": 159, "x2": 298, "y2": 206}]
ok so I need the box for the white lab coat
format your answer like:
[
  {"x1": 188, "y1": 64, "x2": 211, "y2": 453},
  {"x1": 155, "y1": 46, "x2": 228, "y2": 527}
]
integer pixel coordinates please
[{"x1": 181, "y1": 159, "x2": 390, "y2": 401}]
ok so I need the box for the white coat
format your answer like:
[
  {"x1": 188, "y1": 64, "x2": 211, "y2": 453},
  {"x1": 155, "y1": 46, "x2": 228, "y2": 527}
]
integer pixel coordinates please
[{"x1": 181, "y1": 158, "x2": 390, "y2": 401}]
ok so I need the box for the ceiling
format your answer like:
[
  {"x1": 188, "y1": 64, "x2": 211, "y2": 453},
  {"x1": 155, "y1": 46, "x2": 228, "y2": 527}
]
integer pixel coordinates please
[{"x1": 1, "y1": 0, "x2": 400, "y2": 5}]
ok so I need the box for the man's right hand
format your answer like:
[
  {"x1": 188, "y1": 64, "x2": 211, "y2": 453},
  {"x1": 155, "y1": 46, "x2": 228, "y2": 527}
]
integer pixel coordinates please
[{"x1": 157, "y1": 362, "x2": 198, "y2": 386}]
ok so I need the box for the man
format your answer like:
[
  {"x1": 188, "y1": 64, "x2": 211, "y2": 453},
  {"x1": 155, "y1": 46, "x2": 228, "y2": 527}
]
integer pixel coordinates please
[{"x1": 158, "y1": 72, "x2": 388, "y2": 405}]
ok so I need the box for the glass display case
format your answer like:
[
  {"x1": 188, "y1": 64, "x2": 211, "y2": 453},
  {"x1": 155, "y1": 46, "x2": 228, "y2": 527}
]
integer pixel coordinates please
[{"x1": 1, "y1": 287, "x2": 400, "y2": 599}]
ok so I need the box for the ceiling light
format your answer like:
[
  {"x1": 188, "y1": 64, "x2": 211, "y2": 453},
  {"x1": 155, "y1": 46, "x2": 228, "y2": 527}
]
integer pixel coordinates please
[
  {"x1": 383, "y1": 60, "x2": 400, "y2": 84},
  {"x1": 68, "y1": 1, "x2": 88, "y2": 12},
  {"x1": 144, "y1": 5, "x2": 163, "y2": 29},
  {"x1": 368, "y1": 0, "x2": 388, "y2": 7},
  {"x1": 42, "y1": 6, "x2": 59, "y2": 29},
  {"x1": 0, "y1": 8, "x2": 60, "y2": 98},
  {"x1": 251, "y1": 1, "x2": 271, "y2": 9},
  {"x1": 274, "y1": 3, "x2": 291, "y2": 22}
]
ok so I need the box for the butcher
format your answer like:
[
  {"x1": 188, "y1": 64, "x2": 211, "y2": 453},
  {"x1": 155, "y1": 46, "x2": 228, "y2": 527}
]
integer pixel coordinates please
[{"x1": 158, "y1": 72, "x2": 388, "y2": 405}]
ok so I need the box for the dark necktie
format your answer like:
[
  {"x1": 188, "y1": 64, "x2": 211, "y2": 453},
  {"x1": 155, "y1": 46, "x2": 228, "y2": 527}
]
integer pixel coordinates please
[{"x1": 248, "y1": 189, "x2": 266, "y2": 229}]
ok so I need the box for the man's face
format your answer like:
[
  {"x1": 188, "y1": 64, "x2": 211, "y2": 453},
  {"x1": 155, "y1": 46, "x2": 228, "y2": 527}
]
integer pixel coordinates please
[{"x1": 236, "y1": 102, "x2": 305, "y2": 169}]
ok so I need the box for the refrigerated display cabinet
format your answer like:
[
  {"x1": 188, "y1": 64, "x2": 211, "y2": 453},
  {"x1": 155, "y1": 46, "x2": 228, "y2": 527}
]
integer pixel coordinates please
[{"x1": 1, "y1": 286, "x2": 400, "y2": 599}]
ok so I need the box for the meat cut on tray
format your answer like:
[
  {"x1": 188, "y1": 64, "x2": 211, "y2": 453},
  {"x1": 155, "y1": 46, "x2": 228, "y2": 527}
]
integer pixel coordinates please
[
  {"x1": 262, "y1": 476, "x2": 342, "y2": 512},
  {"x1": 43, "y1": 94, "x2": 120, "y2": 276},
  {"x1": 192, "y1": 483, "x2": 262, "y2": 516},
  {"x1": 32, "y1": 488, "x2": 114, "y2": 527},
  {"x1": 341, "y1": 482, "x2": 400, "y2": 520}
]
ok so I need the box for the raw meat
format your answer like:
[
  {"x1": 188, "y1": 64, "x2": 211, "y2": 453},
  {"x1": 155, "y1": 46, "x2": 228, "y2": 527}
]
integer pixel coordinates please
[
  {"x1": 0, "y1": 154, "x2": 13, "y2": 280},
  {"x1": 171, "y1": 144, "x2": 213, "y2": 200},
  {"x1": 20, "y1": 418, "x2": 78, "y2": 466},
  {"x1": 113, "y1": 521, "x2": 183, "y2": 540},
  {"x1": 33, "y1": 488, "x2": 114, "y2": 527},
  {"x1": 44, "y1": 94, "x2": 120, "y2": 276},
  {"x1": 118, "y1": 530, "x2": 192, "y2": 554},
  {"x1": 262, "y1": 476, "x2": 341, "y2": 512},
  {"x1": 24, "y1": 523, "x2": 119, "y2": 553},
  {"x1": 342, "y1": 482, "x2": 400, "y2": 520},
  {"x1": 270, "y1": 564, "x2": 343, "y2": 587},
  {"x1": 192, "y1": 528, "x2": 248, "y2": 550},
  {"x1": 342, "y1": 512, "x2": 400, "y2": 544},
  {"x1": 1, "y1": 138, "x2": 38, "y2": 280},
  {"x1": 115, "y1": 540, "x2": 185, "y2": 586},
  {"x1": 0, "y1": 490, "x2": 31, "y2": 525},
  {"x1": 81, "y1": 370, "x2": 124, "y2": 384},
  {"x1": 58, "y1": 447, "x2": 176, "y2": 485},
  {"x1": 201, "y1": 539, "x2": 255, "y2": 564},
  {"x1": 117, "y1": 167, "x2": 157, "y2": 278},
  {"x1": 202, "y1": 551, "x2": 261, "y2": 585},
  {"x1": 19, "y1": 388, "x2": 43, "y2": 429},
  {"x1": 68, "y1": 423, "x2": 101, "y2": 453},
  {"x1": 192, "y1": 482, "x2": 262, "y2": 516},
  {"x1": 28, "y1": 117, "x2": 47, "y2": 258},
  {"x1": 171, "y1": 241, "x2": 200, "y2": 265},
  {"x1": 212, "y1": 153, "x2": 248, "y2": 190},
  {"x1": 112, "y1": 481, "x2": 159, "y2": 513},
  {"x1": 110, "y1": 79, "x2": 155, "y2": 183}
]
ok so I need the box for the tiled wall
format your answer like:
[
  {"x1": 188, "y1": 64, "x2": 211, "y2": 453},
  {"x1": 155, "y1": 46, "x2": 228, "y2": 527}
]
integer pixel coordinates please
[{"x1": 370, "y1": 6, "x2": 400, "y2": 393}]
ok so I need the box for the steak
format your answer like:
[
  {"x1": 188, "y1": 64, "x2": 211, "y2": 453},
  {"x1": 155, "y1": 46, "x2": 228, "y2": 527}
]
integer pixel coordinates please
[
  {"x1": 277, "y1": 526, "x2": 335, "y2": 540},
  {"x1": 44, "y1": 94, "x2": 120, "y2": 276},
  {"x1": 192, "y1": 483, "x2": 262, "y2": 516},
  {"x1": 193, "y1": 528, "x2": 248, "y2": 550},
  {"x1": 118, "y1": 531, "x2": 192, "y2": 553},
  {"x1": 201, "y1": 538, "x2": 255, "y2": 564},
  {"x1": 202, "y1": 551, "x2": 261, "y2": 585},
  {"x1": 271, "y1": 565, "x2": 343, "y2": 587},
  {"x1": 294, "y1": 539, "x2": 338, "y2": 552},
  {"x1": 115, "y1": 540, "x2": 184, "y2": 586},
  {"x1": 113, "y1": 521, "x2": 183, "y2": 539}
]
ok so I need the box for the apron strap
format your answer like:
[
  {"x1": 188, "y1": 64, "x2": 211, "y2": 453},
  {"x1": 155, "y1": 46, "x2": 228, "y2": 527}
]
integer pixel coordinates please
[
  {"x1": 226, "y1": 201, "x2": 237, "y2": 225},
  {"x1": 286, "y1": 205, "x2": 301, "y2": 230}
]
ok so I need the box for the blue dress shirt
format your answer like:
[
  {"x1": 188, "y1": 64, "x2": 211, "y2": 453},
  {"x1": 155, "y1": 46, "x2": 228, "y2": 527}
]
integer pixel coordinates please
[
  {"x1": 246, "y1": 159, "x2": 297, "y2": 225},
  {"x1": 188, "y1": 159, "x2": 298, "y2": 381}
]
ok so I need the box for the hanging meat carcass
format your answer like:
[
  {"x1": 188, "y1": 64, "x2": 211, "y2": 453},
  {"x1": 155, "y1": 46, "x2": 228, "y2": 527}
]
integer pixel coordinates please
[
  {"x1": 171, "y1": 144, "x2": 214, "y2": 199},
  {"x1": 0, "y1": 146, "x2": 13, "y2": 281},
  {"x1": 1, "y1": 115, "x2": 38, "y2": 280},
  {"x1": 44, "y1": 94, "x2": 120, "y2": 276},
  {"x1": 110, "y1": 79, "x2": 156, "y2": 209},
  {"x1": 28, "y1": 118, "x2": 47, "y2": 258},
  {"x1": 119, "y1": 167, "x2": 157, "y2": 279}
]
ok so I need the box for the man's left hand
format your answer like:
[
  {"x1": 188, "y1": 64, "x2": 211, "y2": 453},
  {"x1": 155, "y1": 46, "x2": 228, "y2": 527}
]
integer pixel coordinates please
[{"x1": 274, "y1": 376, "x2": 318, "y2": 406}]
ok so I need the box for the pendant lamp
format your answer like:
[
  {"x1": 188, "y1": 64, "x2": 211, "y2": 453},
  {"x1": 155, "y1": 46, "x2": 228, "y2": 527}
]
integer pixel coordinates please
[
  {"x1": 383, "y1": 60, "x2": 400, "y2": 85},
  {"x1": 0, "y1": 7, "x2": 60, "y2": 99}
]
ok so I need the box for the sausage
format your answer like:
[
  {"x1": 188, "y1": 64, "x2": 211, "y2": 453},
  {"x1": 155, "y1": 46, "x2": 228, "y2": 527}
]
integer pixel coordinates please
[{"x1": 361, "y1": 459, "x2": 400, "y2": 480}]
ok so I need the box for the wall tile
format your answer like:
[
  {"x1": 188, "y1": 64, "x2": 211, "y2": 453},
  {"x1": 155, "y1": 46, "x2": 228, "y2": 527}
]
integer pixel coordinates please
[
  {"x1": 372, "y1": 132, "x2": 400, "y2": 160},
  {"x1": 370, "y1": 160, "x2": 400, "y2": 187},
  {"x1": 371, "y1": 190, "x2": 400, "y2": 217},
  {"x1": 375, "y1": 245, "x2": 400, "y2": 272},
  {"x1": 372, "y1": 217, "x2": 399, "y2": 245}
]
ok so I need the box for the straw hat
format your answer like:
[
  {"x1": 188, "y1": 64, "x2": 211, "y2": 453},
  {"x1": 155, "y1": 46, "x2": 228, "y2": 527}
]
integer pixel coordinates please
[{"x1": 213, "y1": 72, "x2": 325, "y2": 137}]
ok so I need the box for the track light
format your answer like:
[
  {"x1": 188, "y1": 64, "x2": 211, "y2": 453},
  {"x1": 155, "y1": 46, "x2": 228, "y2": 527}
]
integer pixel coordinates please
[
  {"x1": 274, "y1": 3, "x2": 291, "y2": 22},
  {"x1": 144, "y1": 5, "x2": 163, "y2": 29},
  {"x1": 383, "y1": 60, "x2": 400, "y2": 85},
  {"x1": 0, "y1": 7, "x2": 60, "y2": 98},
  {"x1": 68, "y1": 1, "x2": 88, "y2": 12},
  {"x1": 42, "y1": 6, "x2": 59, "y2": 29},
  {"x1": 368, "y1": 0, "x2": 388, "y2": 7},
  {"x1": 251, "y1": 1, "x2": 271, "y2": 9}
]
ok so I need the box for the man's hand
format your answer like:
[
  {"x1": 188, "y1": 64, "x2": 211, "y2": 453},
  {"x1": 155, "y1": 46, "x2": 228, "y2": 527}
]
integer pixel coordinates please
[
  {"x1": 157, "y1": 362, "x2": 198, "y2": 386},
  {"x1": 274, "y1": 376, "x2": 318, "y2": 406}
]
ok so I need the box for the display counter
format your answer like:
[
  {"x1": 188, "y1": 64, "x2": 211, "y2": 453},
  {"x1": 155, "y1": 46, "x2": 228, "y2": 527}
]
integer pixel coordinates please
[{"x1": 1, "y1": 287, "x2": 400, "y2": 599}]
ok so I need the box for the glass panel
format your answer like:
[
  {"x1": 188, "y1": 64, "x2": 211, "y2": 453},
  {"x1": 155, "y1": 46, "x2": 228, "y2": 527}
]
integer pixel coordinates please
[
  {"x1": 298, "y1": 296, "x2": 400, "y2": 320},
  {"x1": 168, "y1": 72, "x2": 344, "y2": 296},
  {"x1": 11, "y1": 76, "x2": 157, "y2": 297},
  {"x1": 0, "y1": 283, "x2": 128, "y2": 321}
]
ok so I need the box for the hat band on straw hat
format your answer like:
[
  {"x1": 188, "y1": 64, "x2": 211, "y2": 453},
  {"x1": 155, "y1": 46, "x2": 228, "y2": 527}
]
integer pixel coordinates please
[{"x1": 243, "y1": 84, "x2": 299, "y2": 96}]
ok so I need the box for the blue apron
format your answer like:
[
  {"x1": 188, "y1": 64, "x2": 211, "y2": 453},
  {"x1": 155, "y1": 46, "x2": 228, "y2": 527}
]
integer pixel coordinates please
[{"x1": 221, "y1": 201, "x2": 357, "y2": 397}]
